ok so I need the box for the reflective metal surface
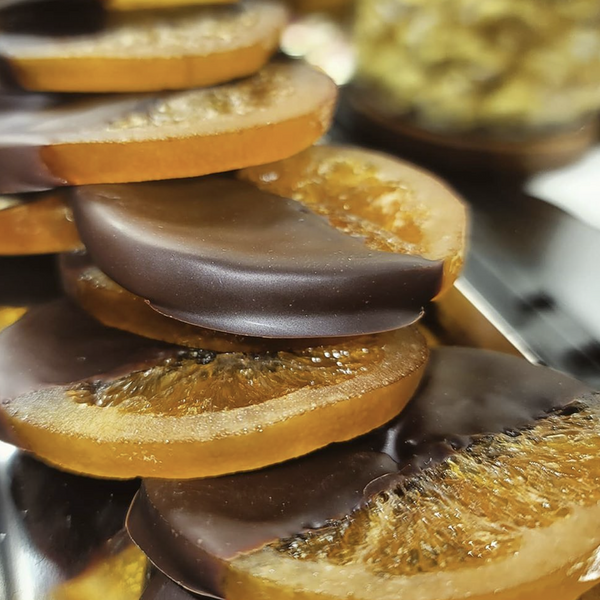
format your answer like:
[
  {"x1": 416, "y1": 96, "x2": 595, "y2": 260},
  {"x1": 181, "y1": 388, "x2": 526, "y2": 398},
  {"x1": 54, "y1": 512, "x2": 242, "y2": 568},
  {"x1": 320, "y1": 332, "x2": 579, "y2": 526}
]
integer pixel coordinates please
[
  {"x1": 0, "y1": 447, "x2": 143, "y2": 600},
  {"x1": 455, "y1": 174, "x2": 600, "y2": 388}
]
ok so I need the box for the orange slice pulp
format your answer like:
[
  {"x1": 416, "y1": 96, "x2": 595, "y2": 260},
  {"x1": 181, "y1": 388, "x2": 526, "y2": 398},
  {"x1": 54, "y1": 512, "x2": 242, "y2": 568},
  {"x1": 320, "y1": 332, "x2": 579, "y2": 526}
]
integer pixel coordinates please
[
  {"x1": 29, "y1": 62, "x2": 336, "y2": 186},
  {"x1": 238, "y1": 145, "x2": 467, "y2": 296}
]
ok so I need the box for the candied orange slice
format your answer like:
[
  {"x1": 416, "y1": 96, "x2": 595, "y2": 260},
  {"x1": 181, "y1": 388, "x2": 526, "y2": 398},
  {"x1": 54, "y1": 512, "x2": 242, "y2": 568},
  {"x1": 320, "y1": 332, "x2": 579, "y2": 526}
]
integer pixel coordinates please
[
  {"x1": 238, "y1": 145, "x2": 467, "y2": 295},
  {"x1": 0, "y1": 300, "x2": 427, "y2": 478},
  {"x1": 0, "y1": 192, "x2": 80, "y2": 255},
  {"x1": 1, "y1": 2, "x2": 287, "y2": 92},
  {"x1": 60, "y1": 252, "x2": 346, "y2": 352},
  {"x1": 0, "y1": 62, "x2": 336, "y2": 192},
  {"x1": 220, "y1": 394, "x2": 600, "y2": 600}
]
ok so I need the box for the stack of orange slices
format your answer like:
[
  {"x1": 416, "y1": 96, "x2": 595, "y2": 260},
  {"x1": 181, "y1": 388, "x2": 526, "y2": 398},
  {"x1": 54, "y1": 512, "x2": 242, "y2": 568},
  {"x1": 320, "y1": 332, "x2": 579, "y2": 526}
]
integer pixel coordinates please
[{"x1": 0, "y1": 3, "x2": 599, "y2": 600}]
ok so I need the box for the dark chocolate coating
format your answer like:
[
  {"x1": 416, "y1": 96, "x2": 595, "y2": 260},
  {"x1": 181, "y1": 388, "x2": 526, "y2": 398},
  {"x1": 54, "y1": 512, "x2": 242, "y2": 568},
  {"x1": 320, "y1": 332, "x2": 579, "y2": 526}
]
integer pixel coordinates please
[
  {"x1": 71, "y1": 177, "x2": 443, "y2": 338},
  {"x1": 128, "y1": 348, "x2": 594, "y2": 597},
  {"x1": 143, "y1": 572, "x2": 202, "y2": 600},
  {"x1": 0, "y1": 298, "x2": 181, "y2": 403}
]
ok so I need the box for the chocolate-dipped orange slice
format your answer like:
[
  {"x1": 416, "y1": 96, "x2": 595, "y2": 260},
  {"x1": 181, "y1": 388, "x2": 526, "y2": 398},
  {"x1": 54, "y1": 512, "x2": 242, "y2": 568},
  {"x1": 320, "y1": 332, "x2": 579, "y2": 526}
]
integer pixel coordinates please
[
  {"x1": 60, "y1": 251, "x2": 352, "y2": 352},
  {"x1": 239, "y1": 145, "x2": 467, "y2": 295},
  {"x1": 69, "y1": 176, "x2": 445, "y2": 339},
  {"x1": 0, "y1": 299, "x2": 428, "y2": 478},
  {"x1": 0, "y1": 62, "x2": 336, "y2": 193},
  {"x1": 0, "y1": 2, "x2": 287, "y2": 93},
  {"x1": 0, "y1": 190, "x2": 80, "y2": 255},
  {"x1": 128, "y1": 348, "x2": 599, "y2": 600}
]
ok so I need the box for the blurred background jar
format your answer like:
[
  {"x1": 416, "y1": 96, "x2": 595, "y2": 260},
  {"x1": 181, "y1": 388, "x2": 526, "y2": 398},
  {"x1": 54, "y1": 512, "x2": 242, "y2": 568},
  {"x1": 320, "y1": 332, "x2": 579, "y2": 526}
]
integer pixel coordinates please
[{"x1": 350, "y1": 0, "x2": 600, "y2": 173}]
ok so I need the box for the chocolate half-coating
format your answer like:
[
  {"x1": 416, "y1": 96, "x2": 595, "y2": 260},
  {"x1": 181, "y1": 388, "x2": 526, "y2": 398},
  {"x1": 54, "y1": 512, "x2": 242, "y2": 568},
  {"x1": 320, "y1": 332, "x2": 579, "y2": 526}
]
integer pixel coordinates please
[
  {"x1": 71, "y1": 177, "x2": 443, "y2": 338},
  {"x1": 128, "y1": 347, "x2": 594, "y2": 597},
  {"x1": 0, "y1": 298, "x2": 181, "y2": 404}
]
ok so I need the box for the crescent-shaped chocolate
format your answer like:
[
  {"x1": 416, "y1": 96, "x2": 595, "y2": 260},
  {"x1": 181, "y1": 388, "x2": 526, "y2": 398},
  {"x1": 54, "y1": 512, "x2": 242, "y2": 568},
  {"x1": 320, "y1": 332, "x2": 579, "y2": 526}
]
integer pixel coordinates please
[
  {"x1": 127, "y1": 347, "x2": 594, "y2": 597},
  {"x1": 70, "y1": 177, "x2": 443, "y2": 339}
]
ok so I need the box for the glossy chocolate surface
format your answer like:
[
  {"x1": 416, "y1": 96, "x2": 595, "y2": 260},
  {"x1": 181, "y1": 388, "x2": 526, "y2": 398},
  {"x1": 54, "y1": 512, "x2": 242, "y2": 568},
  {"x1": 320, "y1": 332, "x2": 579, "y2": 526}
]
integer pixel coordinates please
[
  {"x1": 71, "y1": 177, "x2": 443, "y2": 338},
  {"x1": 0, "y1": 298, "x2": 181, "y2": 402},
  {"x1": 128, "y1": 347, "x2": 594, "y2": 596}
]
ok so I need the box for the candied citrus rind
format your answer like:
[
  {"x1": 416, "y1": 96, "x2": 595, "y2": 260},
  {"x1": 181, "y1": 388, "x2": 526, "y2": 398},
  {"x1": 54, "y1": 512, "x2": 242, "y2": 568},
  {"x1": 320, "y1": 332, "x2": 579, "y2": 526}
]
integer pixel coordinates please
[
  {"x1": 238, "y1": 145, "x2": 467, "y2": 296},
  {"x1": 225, "y1": 394, "x2": 600, "y2": 600},
  {"x1": 12, "y1": 46, "x2": 280, "y2": 94},
  {"x1": 1, "y1": 328, "x2": 427, "y2": 479},
  {"x1": 0, "y1": 194, "x2": 81, "y2": 255},
  {"x1": 0, "y1": 307, "x2": 26, "y2": 332}
]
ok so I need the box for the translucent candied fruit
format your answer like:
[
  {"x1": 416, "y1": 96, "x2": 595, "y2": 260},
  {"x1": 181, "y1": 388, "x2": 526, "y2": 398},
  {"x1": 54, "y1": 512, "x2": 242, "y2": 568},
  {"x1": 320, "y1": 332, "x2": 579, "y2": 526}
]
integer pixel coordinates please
[{"x1": 68, "y1": 341, "x2": 384, "y2": 417}]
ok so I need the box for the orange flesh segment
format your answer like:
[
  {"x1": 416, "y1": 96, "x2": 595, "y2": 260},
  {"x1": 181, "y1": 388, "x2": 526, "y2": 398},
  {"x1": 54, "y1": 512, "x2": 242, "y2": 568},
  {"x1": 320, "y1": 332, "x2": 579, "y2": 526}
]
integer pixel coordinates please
[
  {"x1": 224, "y1": 395, "x2": 600, "y2": 600},
  {"x1": 37, "y1": 63, "x2": 337, "y2": 185},
  {"x1": 0, "y1": 194, "x2": 81, "y2": 255},
  {"x1": 238, "y1": 145, "x2": 467, "y2": 295},
  {"x1": 3, "y1": 327, "x2": 427, "y2": 479},
  {"x1": 7, "y1": 3, "x2": 288, "y2": 92},
  {"x1": 61, "y1": 258, "x2": 351, "y2": 352}
]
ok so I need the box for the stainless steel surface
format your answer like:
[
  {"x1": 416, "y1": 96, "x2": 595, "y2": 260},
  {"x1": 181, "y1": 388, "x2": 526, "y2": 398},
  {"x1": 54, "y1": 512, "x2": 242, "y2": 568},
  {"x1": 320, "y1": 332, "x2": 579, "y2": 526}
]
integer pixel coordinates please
[
  {"x1": 457, "y1": 176, "x2": 600, "y2": 388},
  {"x1": 0, "y1": 446, "x2": 139, "y2": 600}
]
